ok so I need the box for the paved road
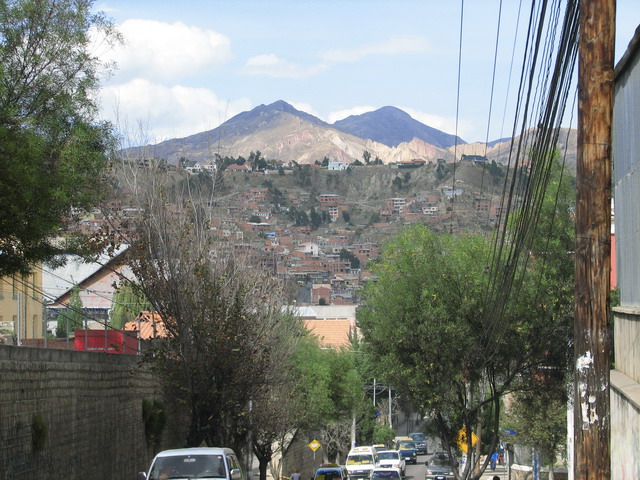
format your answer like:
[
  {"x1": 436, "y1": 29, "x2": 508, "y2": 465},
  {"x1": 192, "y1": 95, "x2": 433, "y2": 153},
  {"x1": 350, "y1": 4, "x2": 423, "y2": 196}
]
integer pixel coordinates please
[
  {"x1": 403, "y1": 451, "x2": 509, "y2": 480},
  {"x1": 403, "y1": 453, "x2": 428, "y2": 480}
]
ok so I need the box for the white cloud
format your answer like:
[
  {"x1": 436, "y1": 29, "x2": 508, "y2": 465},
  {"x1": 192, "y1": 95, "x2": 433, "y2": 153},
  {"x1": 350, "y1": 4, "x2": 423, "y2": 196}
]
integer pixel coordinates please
[
  {"x1": 399, "y1": 107, "x2": 458, "y2": 135},
  {"x1": 327, "y1": 106, "x2": 377, "y2": 124},
  {"x1": 321, "y1": 35, "x2": 432, "y2": 63},
  {"x1": 243, "y1": 54, "x2": 327, "y2": 79},
  {"x1": 99, "y1": 19, "x2": 232, "y2": 83},
  {"x1": 400, "y1": 106, "x2": 480, "y2": 140},
  {"x1": 290, "y1": 102, "x2": 320, "y2": 117},
  {"x1": 100, "y1": 79, "x2": 251, "y2": 141}
]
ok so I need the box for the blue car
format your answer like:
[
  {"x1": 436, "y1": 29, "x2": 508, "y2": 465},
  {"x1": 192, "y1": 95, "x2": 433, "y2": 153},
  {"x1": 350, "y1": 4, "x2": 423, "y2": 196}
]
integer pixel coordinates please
[
  {"x1": 397, "y1": 442, "x2": 418, "y2": 465},
  {"x1": 409, "y1": 433, "x2": 428, "y2": 454}
]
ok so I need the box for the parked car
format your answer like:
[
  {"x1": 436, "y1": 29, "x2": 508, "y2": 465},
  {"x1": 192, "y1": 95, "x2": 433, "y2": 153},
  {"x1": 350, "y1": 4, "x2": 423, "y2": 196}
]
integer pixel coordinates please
[
  {"x1": 369, "y1": 467, "x2": 402, "y2": 480},
  {"x1": 408, "y1": 433, "x2": 428, "y2": 454},
  {"x1": 138, "y1": 447, "x2": 244, "y2": 480},
  {"x1": 424, "y1": 452, "x2": 455, "y2": 480},
  {"x1": 313, "y1": 464, "x2": 348, "y2": 480},
  {"x1": 376, "y1": 450, "x2": 406, "y2": 476},
  {"x1": 396, "y1": 441, "x2": 417, "y2": 465}
]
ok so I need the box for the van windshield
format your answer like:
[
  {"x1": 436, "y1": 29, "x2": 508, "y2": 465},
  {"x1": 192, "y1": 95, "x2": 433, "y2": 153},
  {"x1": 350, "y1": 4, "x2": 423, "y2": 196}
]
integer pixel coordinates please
[
  {"x1": 150, "y1": 454, "x2": 227, "y2": 479},
  {"x1": 347, "y1": 454, "x2": 374, "y2": 465},
  {"x1": 377, "y1": 452, "x2": 399, "y2": 460}
]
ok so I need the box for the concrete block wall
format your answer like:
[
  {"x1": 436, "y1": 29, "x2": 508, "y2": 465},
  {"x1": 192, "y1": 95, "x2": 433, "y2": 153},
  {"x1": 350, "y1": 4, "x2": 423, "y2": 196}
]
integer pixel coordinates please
[{"x1": 0, "y1": 345, "x2": 164, "y2": 480}]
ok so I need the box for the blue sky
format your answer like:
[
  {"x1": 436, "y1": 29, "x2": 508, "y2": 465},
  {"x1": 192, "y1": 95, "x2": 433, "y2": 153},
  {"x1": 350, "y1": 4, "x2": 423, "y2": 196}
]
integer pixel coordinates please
[{"x1": 94, "y1": 1, "x2": 639, "y2": 145}]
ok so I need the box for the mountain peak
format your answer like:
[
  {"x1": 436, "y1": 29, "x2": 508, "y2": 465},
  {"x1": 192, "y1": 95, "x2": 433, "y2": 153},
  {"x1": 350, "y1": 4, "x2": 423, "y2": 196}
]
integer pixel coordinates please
[
  {"x1": 261, "y1": 100, "x2": 298, "y2": 113},
  {"x1": 332, "y1": 107, "x2": 465, "y2": 149}
]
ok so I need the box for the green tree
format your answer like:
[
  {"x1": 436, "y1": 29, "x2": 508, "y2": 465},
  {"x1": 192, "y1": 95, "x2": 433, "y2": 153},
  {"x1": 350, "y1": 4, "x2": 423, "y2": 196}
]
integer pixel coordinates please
[
  {"x1": 339, "y1": 248, "x2": 360, "y2": 269},
  {"x1": 503, "y1": 386, "x2": 567, "y2": 477},
  {"x1": 363, "y1": 150, "x2": 371, "y2": 165},
  {"x1": 0, "y1": 0, "x2": 119, "y2": 275},
  {"x1": 322, "y1": 156, "x2": 329, "y2": 167},
  {"x1": 309, "y1": 207, "x2": 322, "y2": 230},
  {"x1": 55, "y1": 311, "x2": 69, "y2": 338},
  {"x1": 249, "y1": 215, "x2": 261, "y2": 223},
  {"x1": 358, "y1": 220, "x2": 573, "y2": 479},
  {"x1": 293, "y1": 339, "x2": 363, "y2": 462},
  {"x1": 110, "y1": 282, "x2": 152, "y2": 329},
  {"x1": 372, "y1": 424, "x2": 395, "y2": 446},
  {"x1": 57, "y1": 286, "x2": 84, "y2": 336}
]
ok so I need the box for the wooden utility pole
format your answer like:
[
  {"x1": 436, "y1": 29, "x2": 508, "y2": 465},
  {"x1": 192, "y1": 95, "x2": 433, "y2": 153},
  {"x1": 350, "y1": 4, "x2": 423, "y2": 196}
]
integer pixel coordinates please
[{"x1": 574, "y1": 0, "x2": 615, "y2": 478}]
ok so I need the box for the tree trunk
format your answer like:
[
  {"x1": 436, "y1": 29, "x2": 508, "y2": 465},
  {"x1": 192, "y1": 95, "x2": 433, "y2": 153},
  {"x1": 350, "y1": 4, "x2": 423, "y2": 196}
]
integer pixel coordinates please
[{"x1": 258, "y1": 458, "x2": 269, "y2": 480}]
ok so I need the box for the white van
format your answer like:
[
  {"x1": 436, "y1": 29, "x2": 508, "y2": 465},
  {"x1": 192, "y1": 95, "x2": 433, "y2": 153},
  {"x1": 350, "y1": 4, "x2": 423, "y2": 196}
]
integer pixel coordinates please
[
  {"x1": 346, "y1": 446, "x2": 379, "y2": 479},
  {"x1": 138, "y1": 447, "x2": 244, "y2": 480}
]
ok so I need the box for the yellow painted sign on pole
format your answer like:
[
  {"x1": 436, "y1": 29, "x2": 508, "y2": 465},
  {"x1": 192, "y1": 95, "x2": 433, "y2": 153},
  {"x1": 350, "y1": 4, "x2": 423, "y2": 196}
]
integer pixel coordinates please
[
  {"x1": 457, "y1": 429, "x2": 478, "y2": 453},
  {"x1": 308, "y1": 439, "x2": 321, "y2": 452}
]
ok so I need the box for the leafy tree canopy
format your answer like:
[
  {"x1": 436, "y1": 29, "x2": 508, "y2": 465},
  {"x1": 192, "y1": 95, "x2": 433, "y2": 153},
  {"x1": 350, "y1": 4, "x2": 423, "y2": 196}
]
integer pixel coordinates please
[
  {"x1": 358, "y1": 218, "x2": 574, "y2": 478},
  {"x1": 0, "y1": 0, "x2": 119, "y2": 275}
]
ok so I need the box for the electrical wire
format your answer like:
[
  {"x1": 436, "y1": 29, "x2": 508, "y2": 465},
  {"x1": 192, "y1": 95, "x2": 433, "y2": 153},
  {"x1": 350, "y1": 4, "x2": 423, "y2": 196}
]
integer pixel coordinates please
[
  {"x1": 449, "y1": 0, "x2": 465, "y2": 234},
  {"x1": 479, "y1": 0, "x2": 580, "y2": 358}
]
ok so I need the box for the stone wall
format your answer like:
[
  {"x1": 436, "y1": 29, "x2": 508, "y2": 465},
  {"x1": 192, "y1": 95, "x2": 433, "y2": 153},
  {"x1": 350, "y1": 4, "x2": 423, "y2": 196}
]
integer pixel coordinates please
[{"x1": 0, "y1": 345, "x2": 170, "y2": 480}]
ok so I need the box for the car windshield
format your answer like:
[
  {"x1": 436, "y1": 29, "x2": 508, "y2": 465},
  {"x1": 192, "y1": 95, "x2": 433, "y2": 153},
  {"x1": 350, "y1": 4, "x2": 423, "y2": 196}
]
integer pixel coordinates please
[
  {"x1": 398, "y1": 443, "x2": 415, "y2": 450},
  {"x1": 347, "y1": 454, "x2": 374, "y2": 465},
  {"x1": 377, "y1": 452, "x2": 399, "y2": 460},
  {"x1": 430, "y1": 453, "x2": 452, "y2": 466},
  {"x1": 371, "y1": 471, "x2": 400, "y2": 480},
  {"x1": 409, "y1": 433, "x2": 425, "y2": 441},
  {"x1": 150, "y1": 454, "x2": 227, "y2": 479},
  {"x1": 315, "y1": 471, "x2": 343, "y2": 480}
]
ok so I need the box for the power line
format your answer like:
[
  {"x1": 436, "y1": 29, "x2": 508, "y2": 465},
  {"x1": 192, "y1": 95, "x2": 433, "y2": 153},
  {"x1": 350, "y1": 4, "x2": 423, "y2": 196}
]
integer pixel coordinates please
[{"x1": 449, "y1": 0, "x2": 465, "y2": 234}]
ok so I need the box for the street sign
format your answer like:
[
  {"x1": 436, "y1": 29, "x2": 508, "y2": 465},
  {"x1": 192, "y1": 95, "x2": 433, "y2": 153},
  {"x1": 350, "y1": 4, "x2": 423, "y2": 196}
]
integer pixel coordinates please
[
  {"x1": 457, "y1": 428, "x2": 479, "y2": 453},
  {"x1": 308, "y1": 439, "x2": 321, "y2": 452}
]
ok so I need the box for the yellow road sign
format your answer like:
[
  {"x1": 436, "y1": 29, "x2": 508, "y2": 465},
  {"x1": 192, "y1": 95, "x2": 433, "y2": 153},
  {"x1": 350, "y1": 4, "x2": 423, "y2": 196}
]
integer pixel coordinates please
[
  {"x1": 308, "y1": 439, "x2": 321, "y2": 451},
  {"x1": 457, "y1": 429, "x2": 479, "y2": 453}
]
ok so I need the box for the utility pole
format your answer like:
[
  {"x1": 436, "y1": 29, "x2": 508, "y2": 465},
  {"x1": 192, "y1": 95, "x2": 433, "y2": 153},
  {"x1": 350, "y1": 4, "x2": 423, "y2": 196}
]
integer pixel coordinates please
[{"x1": 574, "y1": 0, "x2": 614, "y2": 478}]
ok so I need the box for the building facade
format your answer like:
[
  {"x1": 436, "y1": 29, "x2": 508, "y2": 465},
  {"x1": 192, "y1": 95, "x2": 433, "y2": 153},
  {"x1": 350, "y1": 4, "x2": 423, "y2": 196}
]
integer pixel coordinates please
[
  {"x1": 611, "y1": 24, "x2": 640, "y2": 480},
  {"x1": 0, "y1": 267, "x2": 44, "y2": 342}
]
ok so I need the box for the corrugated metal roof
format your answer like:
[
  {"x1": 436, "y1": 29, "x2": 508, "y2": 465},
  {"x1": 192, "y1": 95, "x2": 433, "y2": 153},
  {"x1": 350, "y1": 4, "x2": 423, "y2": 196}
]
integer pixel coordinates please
[{"x1": 42, "y1": 245, "x2": 130, "y2": 302}]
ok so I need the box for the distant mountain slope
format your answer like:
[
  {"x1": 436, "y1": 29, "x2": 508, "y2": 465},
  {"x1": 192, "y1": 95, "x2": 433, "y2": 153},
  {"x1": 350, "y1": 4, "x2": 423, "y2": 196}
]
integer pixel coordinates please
[
  {"x1": 449, "y1": 128, "x2": 577, "y2": 168},
  {"x1": 123, "y1": 100, "x2": 332, "y2": 163},
  {"x1": 332, "y1": 106, "x2": 465, "y2": 149},
  {"x1": 120, "y1": 100, "x2": 574, "y2": 168}
]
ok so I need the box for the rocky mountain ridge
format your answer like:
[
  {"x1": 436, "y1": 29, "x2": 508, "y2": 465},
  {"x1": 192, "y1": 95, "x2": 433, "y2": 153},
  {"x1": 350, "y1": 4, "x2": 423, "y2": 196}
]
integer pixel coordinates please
[{"x1": 122, "y1": 101, "x2": 576, "y2": 168}]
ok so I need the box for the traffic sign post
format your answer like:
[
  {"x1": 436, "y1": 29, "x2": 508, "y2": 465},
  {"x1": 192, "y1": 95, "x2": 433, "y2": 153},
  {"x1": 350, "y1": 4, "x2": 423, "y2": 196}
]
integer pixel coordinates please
[
  {"x1": 457, "y1": 428, "x2": 478, "y2": 454},
  {"x1": 308, "y1": 439, "x2": 321, "y2": 461}
]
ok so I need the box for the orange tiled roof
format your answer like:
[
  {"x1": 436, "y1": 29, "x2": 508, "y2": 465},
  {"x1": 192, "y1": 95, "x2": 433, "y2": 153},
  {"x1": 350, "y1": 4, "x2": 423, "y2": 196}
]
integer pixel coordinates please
[
  {"x1": 124, "y1": 311, "x2": 169, "y2": 339},
  {"x1": 304, "y1": 319, "x2": 355, "y2": 349}
]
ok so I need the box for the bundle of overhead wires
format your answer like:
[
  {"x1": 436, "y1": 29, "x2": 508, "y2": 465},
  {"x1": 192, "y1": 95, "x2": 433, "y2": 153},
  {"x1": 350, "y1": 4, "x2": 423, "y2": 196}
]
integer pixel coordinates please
[{"x1": 450, "y1": 0, "x2": 580, "y2": 352}]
